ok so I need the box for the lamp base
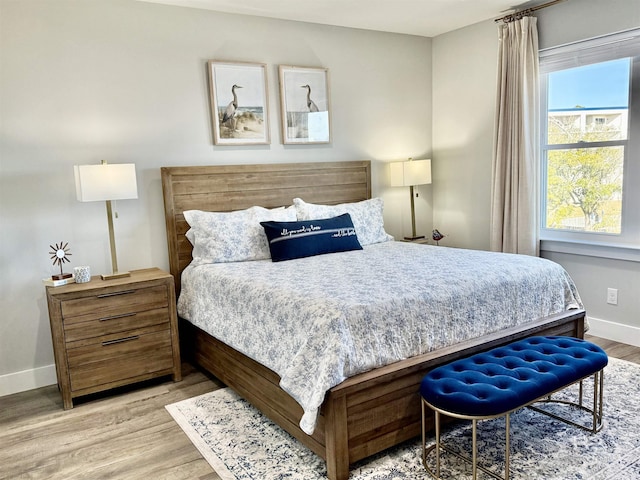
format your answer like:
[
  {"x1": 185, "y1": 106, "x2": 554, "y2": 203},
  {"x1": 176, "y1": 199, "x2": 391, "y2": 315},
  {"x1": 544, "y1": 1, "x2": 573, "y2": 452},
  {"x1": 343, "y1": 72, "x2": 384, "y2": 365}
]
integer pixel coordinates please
[
  {"x1": 404, "y1": 235, "x2": 425, "y2": 241},
  {"x1": 101, "y1": 271, "x2": 131, "y2": 280}
]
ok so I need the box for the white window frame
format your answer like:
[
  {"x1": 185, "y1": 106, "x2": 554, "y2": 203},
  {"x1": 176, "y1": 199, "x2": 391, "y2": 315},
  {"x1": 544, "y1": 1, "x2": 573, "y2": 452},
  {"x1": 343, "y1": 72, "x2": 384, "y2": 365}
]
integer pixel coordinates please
[{"x1": 539, "y1": 28, "x2": 640, "y2": 262}]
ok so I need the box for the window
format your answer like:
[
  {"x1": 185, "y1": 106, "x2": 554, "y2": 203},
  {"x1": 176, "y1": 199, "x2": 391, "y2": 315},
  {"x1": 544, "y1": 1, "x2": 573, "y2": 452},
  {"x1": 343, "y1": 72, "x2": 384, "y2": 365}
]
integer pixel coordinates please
[{"x1": 540, "y1": 29, "x2": 640, "y2": 252}]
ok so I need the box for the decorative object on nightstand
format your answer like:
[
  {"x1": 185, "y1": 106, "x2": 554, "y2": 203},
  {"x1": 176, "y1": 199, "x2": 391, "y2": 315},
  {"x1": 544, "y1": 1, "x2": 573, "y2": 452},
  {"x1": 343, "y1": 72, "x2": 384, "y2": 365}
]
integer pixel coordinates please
[
  {"x1": 74, "y1": 160, "x2": 138, "y2": 280},
  {"x1": 45, "y1": 267, "x2": 182, "y2": 409},
  {"x1": 42, "y1": 276, "x2": 76, "y2": 287},
  {"x1": 73, "y1": 265, "x2": 91, "y2": 283},
  {"x1": 49, "y1": 241, "x2": 73, "y2": 280},
  {"x1": 390, "y1": 158, "x2": 431, "y2": 241},
  {"x1": 432, "y1": 229, "x2": 446, "y2": 245}
]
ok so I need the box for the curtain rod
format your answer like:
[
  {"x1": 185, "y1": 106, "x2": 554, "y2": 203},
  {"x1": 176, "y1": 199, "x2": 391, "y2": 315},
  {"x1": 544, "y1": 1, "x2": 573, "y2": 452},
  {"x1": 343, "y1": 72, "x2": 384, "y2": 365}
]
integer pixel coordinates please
[{"x1": 495, "y1": 0, "x2": 566, "y2": 23}]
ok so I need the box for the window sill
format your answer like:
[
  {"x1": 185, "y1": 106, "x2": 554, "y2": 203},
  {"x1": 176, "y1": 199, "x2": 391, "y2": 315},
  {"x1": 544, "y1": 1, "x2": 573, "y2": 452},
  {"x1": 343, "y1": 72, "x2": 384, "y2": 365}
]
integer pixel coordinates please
[{"x1": 540, "y1": 239, "x2": 640, "y2": 263}]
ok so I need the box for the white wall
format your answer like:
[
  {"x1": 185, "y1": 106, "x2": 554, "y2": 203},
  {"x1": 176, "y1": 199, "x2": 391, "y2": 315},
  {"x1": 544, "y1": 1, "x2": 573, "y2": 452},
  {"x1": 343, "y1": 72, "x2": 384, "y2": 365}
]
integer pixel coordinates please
[
  {"x1": 0, "y1": 0, "x2": 432, "y2": 395},
  {"x1": 432, "y1": 0, "x2": 640, "y2": 346},
  {"x1": 432, "y1": 20, "x2": 497, "y2": 251},
  {"x1": 536, "y1": 0, "x2": 640, "y2": 50}
]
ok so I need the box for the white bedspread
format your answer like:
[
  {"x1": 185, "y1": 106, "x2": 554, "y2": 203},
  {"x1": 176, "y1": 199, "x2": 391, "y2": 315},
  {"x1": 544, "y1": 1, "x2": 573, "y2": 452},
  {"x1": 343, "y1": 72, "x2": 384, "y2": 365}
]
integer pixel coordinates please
[{"x1": 177, "y1": 241, "x2": 583, "y2": 435}]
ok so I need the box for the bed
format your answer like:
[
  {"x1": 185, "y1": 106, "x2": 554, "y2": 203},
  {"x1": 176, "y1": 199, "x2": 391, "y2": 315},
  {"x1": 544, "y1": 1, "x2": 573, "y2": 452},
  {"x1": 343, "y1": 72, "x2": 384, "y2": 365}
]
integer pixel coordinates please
[{"x1": 161, "y1": 161, "x2": 586, "y2": 480}]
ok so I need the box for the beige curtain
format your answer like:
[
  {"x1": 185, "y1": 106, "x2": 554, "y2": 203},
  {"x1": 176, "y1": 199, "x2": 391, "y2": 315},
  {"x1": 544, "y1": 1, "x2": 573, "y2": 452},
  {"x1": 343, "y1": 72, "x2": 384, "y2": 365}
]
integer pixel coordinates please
[{"x1": 490, "y1": 16, "x2": 540, "y2": 256}]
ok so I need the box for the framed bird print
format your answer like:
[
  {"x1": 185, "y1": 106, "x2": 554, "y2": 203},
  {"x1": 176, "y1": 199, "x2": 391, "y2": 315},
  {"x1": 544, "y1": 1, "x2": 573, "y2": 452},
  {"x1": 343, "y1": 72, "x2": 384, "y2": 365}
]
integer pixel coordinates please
[
  {"x1": 278, "y1": 65, "x2": 331, "y2": 144},
  {"x1": 208, "y1": 60, "x2": 270, "y2": 145}
]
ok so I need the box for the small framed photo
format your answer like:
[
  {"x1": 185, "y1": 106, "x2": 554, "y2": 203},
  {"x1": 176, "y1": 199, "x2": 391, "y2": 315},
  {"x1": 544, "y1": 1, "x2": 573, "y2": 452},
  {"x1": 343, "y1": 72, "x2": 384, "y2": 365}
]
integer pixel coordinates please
[
  {"x1": 208, "y1": 61, "x2": 270, "y2": 145},
  {"x1": 278, "y1": 65, "x2": 331, "y2": 144}
]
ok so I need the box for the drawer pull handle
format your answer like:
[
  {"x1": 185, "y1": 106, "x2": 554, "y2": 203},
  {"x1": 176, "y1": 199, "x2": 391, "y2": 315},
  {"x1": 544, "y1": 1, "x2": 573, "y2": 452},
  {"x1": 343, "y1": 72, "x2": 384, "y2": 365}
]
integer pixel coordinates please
[
  {"x1": 102, "y1": 335, "x2": 139, "y2": 346},
  {"x1": 97, "y1": 290, "x2": 136, "y2": 298},
  {"x1": 99, "y1": 313, "x2": 137, "y2": 322}
]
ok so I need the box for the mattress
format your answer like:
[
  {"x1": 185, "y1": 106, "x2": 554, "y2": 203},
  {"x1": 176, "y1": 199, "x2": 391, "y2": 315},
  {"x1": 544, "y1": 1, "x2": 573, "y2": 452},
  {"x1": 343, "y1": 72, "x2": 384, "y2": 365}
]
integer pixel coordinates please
[{"x1": 177, "y1": 241, "x2": 584, "y2": 434}]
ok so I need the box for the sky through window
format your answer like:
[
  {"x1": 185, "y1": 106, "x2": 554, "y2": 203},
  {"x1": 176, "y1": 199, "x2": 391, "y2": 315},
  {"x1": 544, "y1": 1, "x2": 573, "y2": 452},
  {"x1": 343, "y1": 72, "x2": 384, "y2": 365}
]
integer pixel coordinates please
[{"x1": 548, "y1": 58, "x2": 630, "y2": 110}]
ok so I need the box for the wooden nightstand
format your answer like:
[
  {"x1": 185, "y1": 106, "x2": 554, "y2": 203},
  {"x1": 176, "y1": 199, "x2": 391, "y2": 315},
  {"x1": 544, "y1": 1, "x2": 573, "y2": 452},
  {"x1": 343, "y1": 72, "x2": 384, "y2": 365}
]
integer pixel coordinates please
[{"x1": 45, "y1": 267, "x2": 181, "y2": 409}]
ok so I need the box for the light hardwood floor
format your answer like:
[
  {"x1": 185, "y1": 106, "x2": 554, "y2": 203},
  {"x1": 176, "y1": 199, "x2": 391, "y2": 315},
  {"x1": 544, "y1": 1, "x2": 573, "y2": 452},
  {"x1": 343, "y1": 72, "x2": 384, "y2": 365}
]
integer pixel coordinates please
[{"x1": 1, "y1": 335, "x2": 638, "y2": 480}]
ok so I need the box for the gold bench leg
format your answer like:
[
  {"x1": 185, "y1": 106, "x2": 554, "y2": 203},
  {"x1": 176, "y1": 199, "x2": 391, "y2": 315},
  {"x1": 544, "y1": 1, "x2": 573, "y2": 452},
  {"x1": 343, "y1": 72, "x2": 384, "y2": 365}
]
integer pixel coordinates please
[
  {"x1": 472, "y1": 418, "x2": 477, "y2": 479},
  {"x1": 529, "y1": 369, "x2": 605, "y2": 433},
  {"x1": 422, "y1": 400, "x2": 511, "y2": 480},
  {"x1": 421, "y1": 400, "x2": 426, "y2": 469},
  {"x1": 505, "y1": 412, "x2": 510, "y2": 480},
  {"x1": 435, "y1": 410, "x2": 441, "y2": 477}
]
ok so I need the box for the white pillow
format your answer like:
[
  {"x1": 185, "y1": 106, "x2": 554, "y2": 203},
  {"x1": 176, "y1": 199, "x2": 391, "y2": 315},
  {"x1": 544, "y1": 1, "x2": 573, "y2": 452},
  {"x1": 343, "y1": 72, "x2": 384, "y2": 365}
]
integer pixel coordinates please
[
  {"x1": 293, "y1": 197, "x2": 393, "y2": 246},
  {"x1": 184, "y1": 206, "x2": 297, "y2": 264}
]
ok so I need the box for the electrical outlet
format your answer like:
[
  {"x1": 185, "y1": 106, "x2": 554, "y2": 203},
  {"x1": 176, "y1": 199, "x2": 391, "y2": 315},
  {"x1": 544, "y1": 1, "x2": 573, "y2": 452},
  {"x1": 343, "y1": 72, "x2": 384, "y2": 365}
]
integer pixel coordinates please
[{"x1": 607, "y1": 288, "x2": 618, "y2": 305}]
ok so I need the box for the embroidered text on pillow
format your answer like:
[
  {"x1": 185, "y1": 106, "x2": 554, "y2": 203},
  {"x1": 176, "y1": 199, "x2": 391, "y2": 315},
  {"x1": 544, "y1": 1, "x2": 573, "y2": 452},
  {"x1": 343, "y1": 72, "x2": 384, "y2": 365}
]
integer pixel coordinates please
[
  {"x1": 261, "y1": 214, "x2": 363, "y2": 262},
  {"x1": 271, "y1": 225, "x2": 358, "y2": 242}
]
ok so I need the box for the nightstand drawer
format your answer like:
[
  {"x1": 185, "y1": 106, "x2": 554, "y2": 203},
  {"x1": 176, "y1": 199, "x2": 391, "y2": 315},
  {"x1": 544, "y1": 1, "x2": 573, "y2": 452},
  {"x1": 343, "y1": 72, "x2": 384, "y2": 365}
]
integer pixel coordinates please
[
  {"x1": 66, "y1": 323, "x2": 170, "y2": 363},
  {"x1": 63, "y1": 307, "x2": 170, "y2": 343},
  {"x1": 67, "y1": 330, "x2": 173, "y2": 391},
  {"x1": 61, "y1": 285, "x2": 168, "y2": 323}
]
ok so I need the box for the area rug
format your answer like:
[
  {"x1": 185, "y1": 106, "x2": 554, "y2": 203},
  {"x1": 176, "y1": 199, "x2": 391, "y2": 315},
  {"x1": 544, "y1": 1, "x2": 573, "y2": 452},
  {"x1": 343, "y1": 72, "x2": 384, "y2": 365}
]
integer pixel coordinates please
[{"x1": 166, "y1": 357, "x2": 640, "y2": 479}]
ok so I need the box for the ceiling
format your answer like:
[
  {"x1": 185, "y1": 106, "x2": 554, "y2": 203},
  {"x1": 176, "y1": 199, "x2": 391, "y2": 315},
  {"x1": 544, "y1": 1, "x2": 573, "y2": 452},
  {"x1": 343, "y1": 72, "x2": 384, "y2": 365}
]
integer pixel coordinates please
[{"x1": 138, "y1": 0, "x2": 540, "y2": 37}]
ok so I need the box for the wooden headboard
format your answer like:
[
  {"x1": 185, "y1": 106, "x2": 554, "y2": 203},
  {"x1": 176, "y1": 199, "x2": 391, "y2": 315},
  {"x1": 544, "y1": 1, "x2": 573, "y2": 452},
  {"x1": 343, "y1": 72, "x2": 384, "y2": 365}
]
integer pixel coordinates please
[{"x1": 161, "y1": 161, "x2": 371, "y2": 294}]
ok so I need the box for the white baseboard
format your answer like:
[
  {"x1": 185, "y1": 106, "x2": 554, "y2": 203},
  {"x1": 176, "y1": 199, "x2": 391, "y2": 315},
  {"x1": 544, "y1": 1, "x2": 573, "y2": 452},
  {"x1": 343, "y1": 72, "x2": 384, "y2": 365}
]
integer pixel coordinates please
[
  {"x1": 587, "y1": 316, "x2": 640, "y2": 348},
  {"x1": 0, "y1": 364, "x2": 57, "y2": 398}
]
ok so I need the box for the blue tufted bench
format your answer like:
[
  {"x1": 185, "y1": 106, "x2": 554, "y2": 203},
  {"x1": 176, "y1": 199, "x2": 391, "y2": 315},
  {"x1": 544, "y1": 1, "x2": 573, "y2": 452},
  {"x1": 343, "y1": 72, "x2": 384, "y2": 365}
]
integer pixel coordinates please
[{"x1": 419, "y1": 336, "x2": 608, "y2": 480}]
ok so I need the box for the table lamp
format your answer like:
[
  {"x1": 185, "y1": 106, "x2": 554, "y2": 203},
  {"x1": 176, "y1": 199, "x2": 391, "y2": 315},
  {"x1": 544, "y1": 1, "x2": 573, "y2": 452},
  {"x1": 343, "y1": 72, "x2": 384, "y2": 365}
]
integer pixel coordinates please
[
  {"x1": 390, "y1": 158, "x2": 431, "y2": 240},
  {"x1": 74, "y1": 160, "x2": 138, "y2": 279}
]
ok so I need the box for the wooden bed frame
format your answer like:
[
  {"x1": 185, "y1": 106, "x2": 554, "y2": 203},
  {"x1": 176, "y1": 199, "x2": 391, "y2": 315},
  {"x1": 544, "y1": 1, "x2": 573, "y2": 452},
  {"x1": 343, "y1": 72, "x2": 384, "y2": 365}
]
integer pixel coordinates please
[{"x1": 161, "y1": 161, "x2": 586, "y2": 480}]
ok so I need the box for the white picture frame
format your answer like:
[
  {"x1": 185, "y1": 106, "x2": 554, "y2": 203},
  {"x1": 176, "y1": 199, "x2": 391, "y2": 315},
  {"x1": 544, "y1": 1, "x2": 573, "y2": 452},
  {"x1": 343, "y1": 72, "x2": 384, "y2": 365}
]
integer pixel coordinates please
[
  {"x1": 278, "y1": 65, "x2": 331, "y2": 144},
  {"x1": 208, "y1": 60, "x2": 270, "y2": 145}
]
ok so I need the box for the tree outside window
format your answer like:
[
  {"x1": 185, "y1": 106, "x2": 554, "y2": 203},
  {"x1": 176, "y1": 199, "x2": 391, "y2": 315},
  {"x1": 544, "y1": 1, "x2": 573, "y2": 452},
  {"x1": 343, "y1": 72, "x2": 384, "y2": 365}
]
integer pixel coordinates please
[{"x1": 545, "y1": 117, "x2": 625, "y2": 233}]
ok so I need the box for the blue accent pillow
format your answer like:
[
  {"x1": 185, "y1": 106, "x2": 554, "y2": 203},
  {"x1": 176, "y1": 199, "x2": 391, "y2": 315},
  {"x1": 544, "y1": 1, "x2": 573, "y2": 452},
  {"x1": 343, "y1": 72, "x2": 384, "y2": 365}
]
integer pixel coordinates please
[{"x1": 260, "y1": 213, "x2": 363, "y2": 262}]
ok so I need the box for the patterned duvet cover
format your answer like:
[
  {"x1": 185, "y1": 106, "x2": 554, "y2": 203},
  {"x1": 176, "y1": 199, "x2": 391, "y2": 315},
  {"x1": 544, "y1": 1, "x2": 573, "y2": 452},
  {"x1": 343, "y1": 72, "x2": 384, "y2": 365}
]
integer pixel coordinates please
[{"x1": 177, "y1": 241, "x2": 583, "y2": 435}]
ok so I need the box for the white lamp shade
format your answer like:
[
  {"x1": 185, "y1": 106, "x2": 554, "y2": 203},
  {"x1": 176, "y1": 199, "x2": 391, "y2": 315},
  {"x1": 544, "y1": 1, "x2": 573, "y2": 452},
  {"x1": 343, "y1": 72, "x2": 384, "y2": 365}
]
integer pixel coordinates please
[
  {"x1": 74, "y1": 163, "x2": 138, "y2": 202},
  {"x1": 389, "y1": 159, "x2": 431, "y2": 187}
]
